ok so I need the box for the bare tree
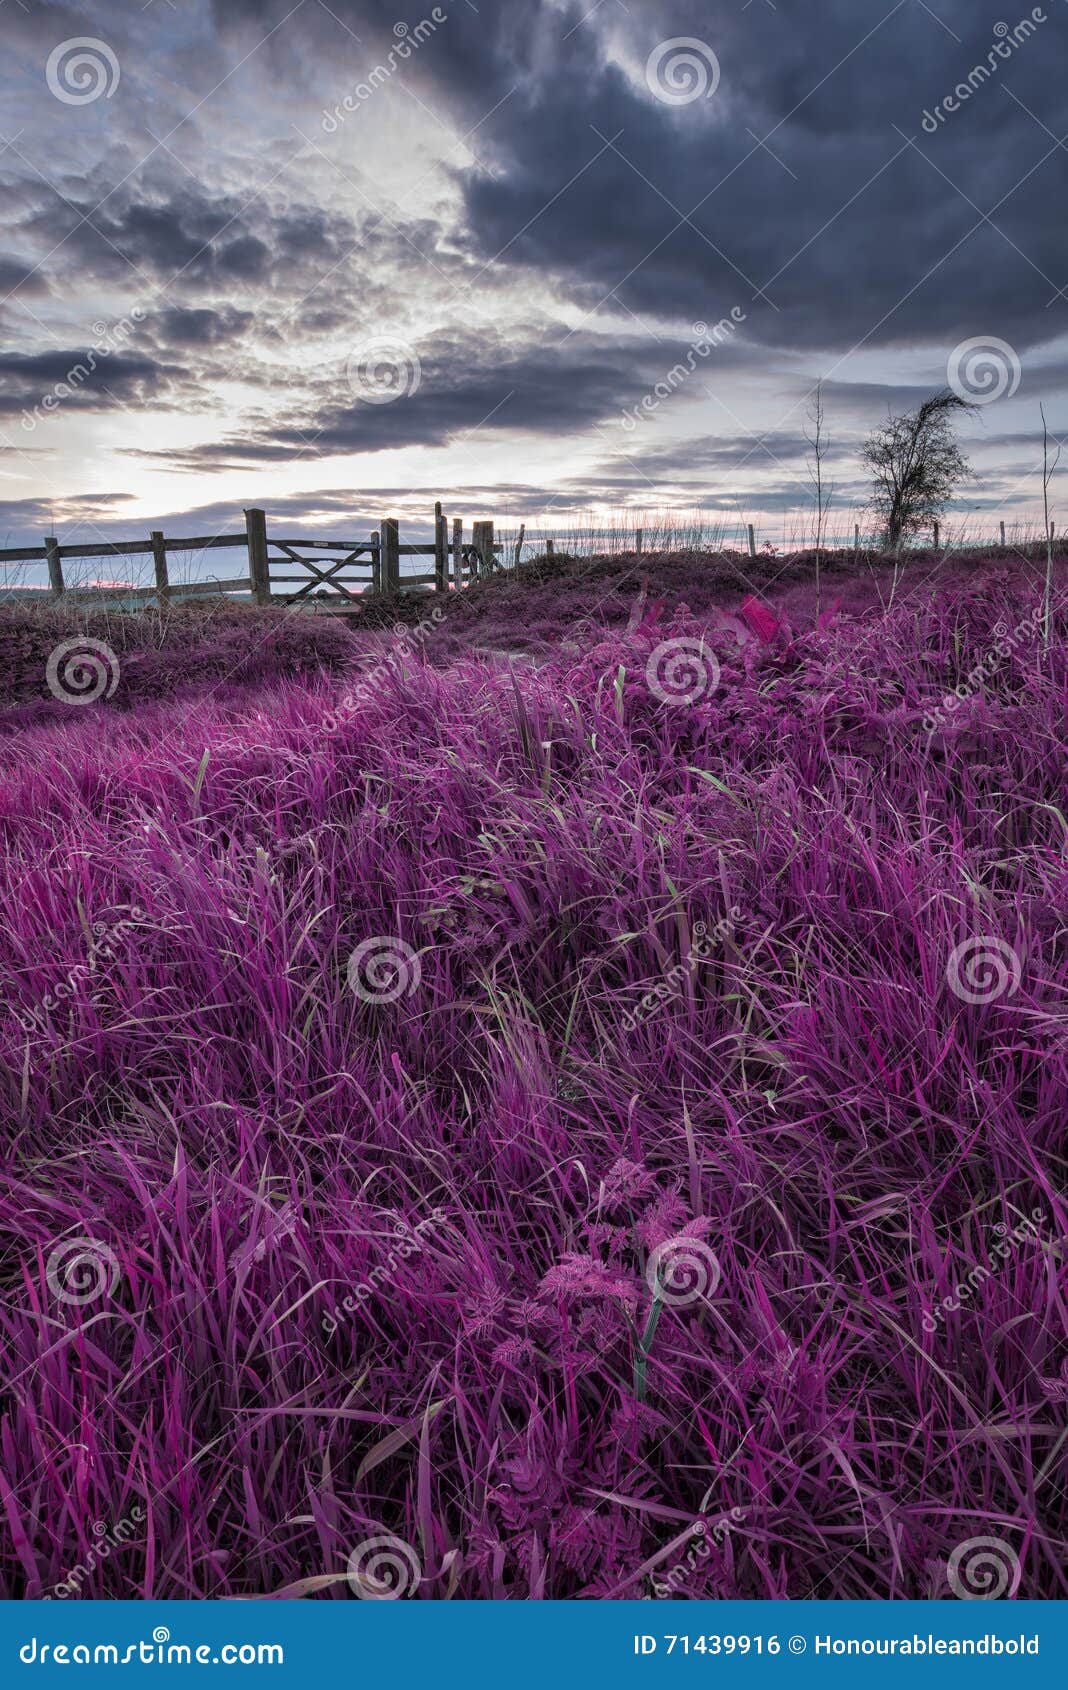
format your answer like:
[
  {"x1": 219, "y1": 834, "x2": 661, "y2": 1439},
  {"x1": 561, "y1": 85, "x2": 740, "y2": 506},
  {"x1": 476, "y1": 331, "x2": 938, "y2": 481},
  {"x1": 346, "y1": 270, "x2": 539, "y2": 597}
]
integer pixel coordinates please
[
  {"x1": 805, "y1": 382, "x2": 833, "y2": 618},
  {"x1": 1041, "y1": 403, "x2": 1061, "y2": 644},
  {"x1": 862, "y1": 392, "x2": 974, "y2": 553}
]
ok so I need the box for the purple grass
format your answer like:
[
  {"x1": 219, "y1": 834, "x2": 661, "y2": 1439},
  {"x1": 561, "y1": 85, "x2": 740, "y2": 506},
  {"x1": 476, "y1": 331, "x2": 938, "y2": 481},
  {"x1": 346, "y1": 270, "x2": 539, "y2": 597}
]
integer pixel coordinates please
[{"x1": 0, "y1": 552, "x2": 1066, "y2": 1600}]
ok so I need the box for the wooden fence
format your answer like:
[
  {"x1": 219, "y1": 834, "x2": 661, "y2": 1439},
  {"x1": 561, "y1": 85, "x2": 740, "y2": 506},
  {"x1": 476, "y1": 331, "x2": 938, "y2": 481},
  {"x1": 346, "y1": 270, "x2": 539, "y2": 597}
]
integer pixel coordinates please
[
  {"x1": 1, "y1": 507, "x2": 1055, "y2": 610},
  {"x1": 0, "y1": 506, "x2": 504, "y2": 609}
]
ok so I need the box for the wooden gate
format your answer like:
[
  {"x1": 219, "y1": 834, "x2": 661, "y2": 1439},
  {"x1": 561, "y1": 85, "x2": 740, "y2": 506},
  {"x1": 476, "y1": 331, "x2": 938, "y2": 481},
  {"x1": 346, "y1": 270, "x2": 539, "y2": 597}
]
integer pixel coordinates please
[
  {"x1": 266, "y1": 536, "x2": 380, "y2": 602},
  {"x1": 243, "y1": 508, "x2": 499, "y2": 605}
]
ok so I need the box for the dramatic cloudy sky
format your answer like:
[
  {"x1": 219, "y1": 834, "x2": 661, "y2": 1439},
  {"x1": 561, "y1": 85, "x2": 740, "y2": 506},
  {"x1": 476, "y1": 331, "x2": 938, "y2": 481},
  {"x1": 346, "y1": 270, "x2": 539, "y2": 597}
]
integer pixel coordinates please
[{"x1": 1, "y1": 0, "x2": 1067, "y2": 551}]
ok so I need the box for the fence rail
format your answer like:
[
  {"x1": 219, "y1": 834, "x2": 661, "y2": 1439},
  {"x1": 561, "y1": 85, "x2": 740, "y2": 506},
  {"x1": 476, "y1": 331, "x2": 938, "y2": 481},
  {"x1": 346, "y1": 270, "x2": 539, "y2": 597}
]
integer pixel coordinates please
[{"x1": 0, "y1": 533, "x2": 247, "y2": 565}]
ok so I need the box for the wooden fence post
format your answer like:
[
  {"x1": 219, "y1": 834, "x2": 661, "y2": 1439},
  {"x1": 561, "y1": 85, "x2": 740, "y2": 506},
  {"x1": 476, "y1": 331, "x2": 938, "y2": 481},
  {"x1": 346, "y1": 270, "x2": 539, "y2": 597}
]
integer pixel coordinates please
[
  {"x1": 370, "y1": 529, "x2": 381, "y2": 593},
  {"x1": 854, "y1": 523, "x2": 860, "y2": 555},
  {"x1": 635, "y1": 528, "x2": 643, "y2": 555},
  {"x1": 546, "y1": 538, "x2": 555, "y2": 559},
  {"x1": 434, "y1": 502, "x2": 447, "y2": 593},
  {"x1": 451, "y1": 519, "x2": 462, "y2": 588},
  {"x1": 514, "y1": 523, "x2": 525, "y2": 568},
  {"x1": 381, "y1": 517, "x2": 400, "y2": 593},
  {"x1": 245, "y1": 508, "x2": 271, "y2": 606},
  {"x1": 472, "y1": 520, "x2": 493, "y2": 577},
  {"x1": 933, "y1": 521, "x2": 940, "y2": 549},
  {"x1": 1000, "y1": 521, "x2": 1006, "y2": 546},
  {"x1": 150, "y1": 530, "x2": 170, "y2": 606},
  {"x1": 747, "y1": 524, "x2": 756, "y2": 559},
  {"x1": 45, "y1": 535, "x2": 64, "y2": 598}
]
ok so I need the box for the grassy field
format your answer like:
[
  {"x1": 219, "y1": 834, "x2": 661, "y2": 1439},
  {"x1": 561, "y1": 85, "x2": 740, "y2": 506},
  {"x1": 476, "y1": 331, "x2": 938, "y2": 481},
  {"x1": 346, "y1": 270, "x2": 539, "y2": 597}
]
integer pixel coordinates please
[{"x1": 0, "y1": 547, "x2": 1065, "y2": 1599}]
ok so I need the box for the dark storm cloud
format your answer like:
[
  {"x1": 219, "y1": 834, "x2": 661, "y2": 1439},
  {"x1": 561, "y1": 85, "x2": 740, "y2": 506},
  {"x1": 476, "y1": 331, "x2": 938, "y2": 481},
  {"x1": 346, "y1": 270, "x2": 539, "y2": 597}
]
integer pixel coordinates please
[
  {"x1": 0, "y1": 347, "x2": 174, "y2": 417},
  {"x1": 107, "y1": 483, "x2": 560, "y2": 534},
  {"x1": 0, "y1": 1, "x2": 107, "y2": 51},
  {"x1": 977, "y1": 427, "x2": 1068, "y2": 454},
  {"x1": 146, "y1": 305, "x2": 256, "y2": 350},
  {"x1": 121, "y1": 325, "x2": 728, "y2": 463},
  {"x1": 0, "y1": 483, "x2": 560, "y2": 540},
  {"x1": 21, "y1": 183, "x2": 306, "y2": 289},
  {"x1": 0, "y1": 0, "x2": 1062, "y2": 530},
  {"x1": 7, "y1": 157, "x2": 450, "y2": 347},
  {"x1": 210, "y1": 0, "x2": 1068, "y2": 362},
  {"x1": 0, "y1": 259, "x2": 51, "y2": 299},
  {"x1": 595, "y1": 431, "x2": 859, "y2": 480},
  {"x1": 815, "y1": 380, "x2": 953, "y2": 417},
  {"x1": 0, "y1": 490, "x2": 137, "y2": 536}
]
